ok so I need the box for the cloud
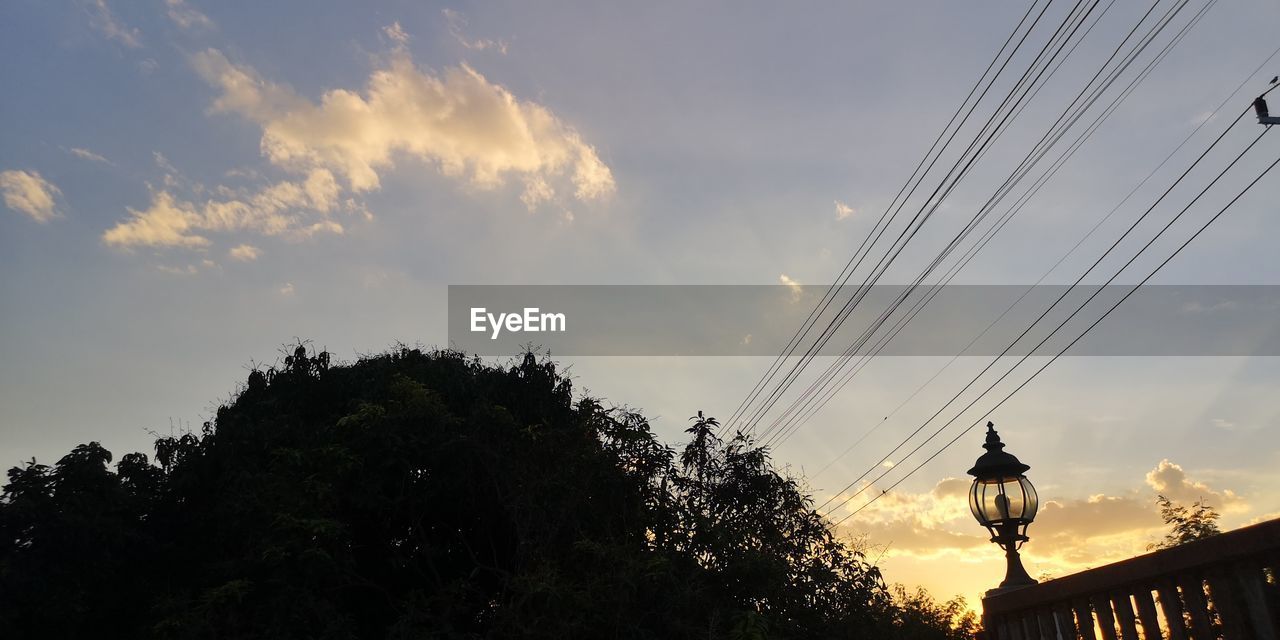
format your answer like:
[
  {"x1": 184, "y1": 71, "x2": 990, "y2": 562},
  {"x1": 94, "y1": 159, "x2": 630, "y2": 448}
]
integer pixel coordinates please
[
  {"x1": 107, "y1": 32, "x2": 610, "y2": 254},
  {"x1": 103, "y1": 191, "x2": 206, "y2": 248},
  {"x1": 102, "y1": 168, "x2": 346, "y2": 249},
  {"x1": 829, "y1": 477, "x2": 985, "y2": 556},
  {"x1": 1210, "y1": 418, "x2": 1237, "y2": 431},
  {"x1": 779, "y1": 274, "x2": 803, "y2": 302},
  {"x1": 382, "y1": 22, "x2": 409, "y2": 46},
  {"x1": 68, "y1": 147, "x2": 112, "y2": 164},
  {"x1": 835, "y1": 200, "x2": 856, "y2": 220},
  {"x1": 1145, "y1": 459, "x2": 1247, "y2": 512},
  {"x1": 835, "y1": 458, "x2": 1251, "y2": 577},
  {"x1": 189, "y1": 46, "x2": 612, "y2": 203},
  {"x1": 164, "y1": 0, "x2": 214, "y2": 31},
  {"x1": 155, "y1": 263, "x2": 198, "y2": 276},
  {"x1": 228, "y1": 244, "x2": 261, "y2": 261},
  {"x1": 442, "y1": 9, "x2": 509, "y2": 54},
  {"x1": 153, "y1": 151, "x2": 179, "y2": 175},
  {"x1": 85, "y1": 0, "x2": 142, "y2": 48},
  {"x1": 1, "y1": 170, "x2": 62, "y2": 223}
]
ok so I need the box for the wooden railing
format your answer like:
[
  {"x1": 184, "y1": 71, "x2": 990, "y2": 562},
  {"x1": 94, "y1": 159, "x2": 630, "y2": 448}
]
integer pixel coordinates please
[{"x1": 981, "y1": 518, "x2": 1280, "y2": 640}]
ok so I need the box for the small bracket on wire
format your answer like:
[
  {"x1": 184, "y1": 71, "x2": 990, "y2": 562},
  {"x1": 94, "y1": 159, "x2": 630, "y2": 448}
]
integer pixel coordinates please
[{"x1": 1256, "y1": 95, "x2": 1280, "y2": 125}]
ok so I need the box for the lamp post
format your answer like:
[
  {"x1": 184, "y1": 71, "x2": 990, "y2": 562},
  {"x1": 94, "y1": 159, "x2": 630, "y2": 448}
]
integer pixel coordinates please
[{"x1": 967, "y1": 421, "x2": 1039, "y2": 595}]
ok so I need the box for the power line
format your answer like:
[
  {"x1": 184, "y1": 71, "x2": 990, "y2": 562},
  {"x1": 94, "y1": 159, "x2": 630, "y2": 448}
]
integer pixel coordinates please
[
  {"x1": 762, "y1": 0, "x2": 1215, "y2": 451},
  {"x1": 722, "y1": 0, "x2": 1057, "y2": 433},
  {"x1": 806, "y1": 36, "x2": 1280, "y2": 483},
  {"x1": 746, "y1": 0, "x2": 1171, "y2": 441},
  {"x1": 736, "y1": 0, "x2": 1105, "y2": 436},
  {"x1": 821, "y1": 112, "x2": 1269, "y2": 518},
  {"x1": 819, "y1": 75, "x2": 1280, "y2": 514},
  {"x1": 754, "y1": 0, "x2": 1196, "y2": 446},
  {"x1": 832, "y1": 139, "x2": 1280, "y2": 527}
]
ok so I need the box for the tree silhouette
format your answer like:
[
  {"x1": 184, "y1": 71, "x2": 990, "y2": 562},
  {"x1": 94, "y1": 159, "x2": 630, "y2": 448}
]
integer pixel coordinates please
[
  {"x1": 1, "y1": 346, "x2": 975, "y2": 639},
  {"x1": 1148, "y1": 494, "x2": 1222, "y2": 550}
]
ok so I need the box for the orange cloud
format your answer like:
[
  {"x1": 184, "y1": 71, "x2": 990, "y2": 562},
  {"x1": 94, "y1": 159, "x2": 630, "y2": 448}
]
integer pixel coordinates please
[{"x1": 834, "y1": 459, "x2": 1255, "y2": 604}]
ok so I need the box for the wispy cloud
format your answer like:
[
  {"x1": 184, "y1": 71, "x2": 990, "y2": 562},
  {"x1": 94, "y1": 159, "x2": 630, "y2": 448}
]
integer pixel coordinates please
[
  {"x1": 835, "y1": 200, "x2": 856, "y2": 220},
  {"x1": 1, "y1": 170, "x2": 62, "y2": 223},
  {"x1": 155, "y1": 263, "x2": 199, "y2": 276},
  {"x1": 68, "y1": 147, "x2": 112, "y2": 165},
  {"x1": 382, "y1": 22, "x2": 409, "y2": 46},
  {"x1": 164, "y1": 0, "x2": 214, "y2": 31},
  {"x1": 84, "y1": 0, "x2": 142, "y2": 48},
  {"x1": 442, "y1": 9, "x2": 509, "y2": 54},
  {"x1": 103, "y1": 169, "x2": 347, "y2": 249},
  {"x1": 228, "y1": 243, "x2": 261, "y2": 261},
  {"x1": 779, "y1": 274, "x2": 803, "y2": 302}
]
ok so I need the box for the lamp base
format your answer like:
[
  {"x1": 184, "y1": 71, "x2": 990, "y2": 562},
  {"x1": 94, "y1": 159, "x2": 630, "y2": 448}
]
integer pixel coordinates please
[{"x1": 996, "y1": 544, "x2": 1038, "y2": 592}]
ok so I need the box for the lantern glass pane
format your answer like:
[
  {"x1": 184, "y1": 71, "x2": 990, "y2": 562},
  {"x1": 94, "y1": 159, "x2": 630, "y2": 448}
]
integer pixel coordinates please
[
  {"x1": 971, "y1": 475, "x2": 1036, "y2": 525},
  {"x1": 968, "y1": 480, "x2": 983, "y2": 523},
  {"x1": 1019, "y1": 476, "x2": 1038, "y2": 521}
]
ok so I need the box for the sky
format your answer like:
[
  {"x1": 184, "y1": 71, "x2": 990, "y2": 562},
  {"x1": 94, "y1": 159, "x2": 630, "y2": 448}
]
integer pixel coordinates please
[{"x1": 3, "y1": 0, "x2": 1280, "y2": 612}]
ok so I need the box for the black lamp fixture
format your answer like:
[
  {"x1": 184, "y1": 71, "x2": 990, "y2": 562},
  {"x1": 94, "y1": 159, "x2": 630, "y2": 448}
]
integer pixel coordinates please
[{"x1": 967, "y1": 421, "x2": 1039, "y2": 593}]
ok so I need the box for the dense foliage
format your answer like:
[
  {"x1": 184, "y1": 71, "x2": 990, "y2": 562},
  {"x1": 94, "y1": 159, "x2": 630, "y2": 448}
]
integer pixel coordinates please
[{"x1": 0, "y1": 346, "x2": 975, "y2": 639}]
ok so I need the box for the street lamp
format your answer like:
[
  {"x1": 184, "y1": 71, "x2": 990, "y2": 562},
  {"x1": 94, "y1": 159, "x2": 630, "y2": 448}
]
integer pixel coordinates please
[{"x1": 967, "y1": 421, "x2": 1038, "y2": 593}]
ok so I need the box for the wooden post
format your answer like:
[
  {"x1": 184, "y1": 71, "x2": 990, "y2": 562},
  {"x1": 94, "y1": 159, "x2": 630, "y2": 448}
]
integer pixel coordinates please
[
  {"x1": 1155, "y1": 579, "x2": 1188, "y2": 640},
  {"x1": 1073, "y1": 600, "x2": 1098, "y2": 640},
  {"x1": 1021, "y1": 613, "x2": 1039, "y2": 640},
  {"x1": 1037, "y1": 609, "x2": 1057, "y2": 639},
  {"x1": 1111, "y1": 592, "x2": 1139, "y2": 640},
  {"x1": 1177, "y1": 575, "x2": 1215, "y2": 640},
  {"x1": 1054, "y1": 603, "x2": 1079, "y2": 640},
  {"x1": 1207, "y1": 568, "x2": 1249, "y2": 640},
  {"x1": 1091, "y1": 595, "x2": 1119, "y2": 640},
  {"x1": 1233, "y1": 562, "x2": 1279, "y2": 640},
  {"x1": 1132, "y1": 586, "x2": 1162, "y2": 640}
]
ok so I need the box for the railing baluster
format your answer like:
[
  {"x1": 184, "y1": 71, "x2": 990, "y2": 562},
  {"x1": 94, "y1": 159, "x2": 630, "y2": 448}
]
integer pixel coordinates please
[
  {"x1": 1092, "y1": 594, "x2": 1119, "y2": 640},
  {"x1": 1258, "y1": 558, "x2": 1280, "y2": 636},
  {"x1": 1023, "y1": 612, "x2": 1041, "y2": 640},
  {"x1": 1112, "y1": 592, "x2": 1140, "y2": 640},
  {"x1": 1038, "y1": 609, "x2": 1058, "y2": 640},
  {"x1": 1074, "y1": 599, "x2": 1098, "y2": 640},
  {"x1": 1233, "y1": 561, "x2": 1278, "y2": 640},
  {"x1": 998, "y1": 617, "x2": 1014, "y2": 640},
  {"x1": 1006, "y1": 615, "x2": 1023, "y2": 640},
  {"x1": 1133, "y1": 586, "x2": 1163, "y2": 640},
  {"x1": 1055, "y1": 603, "x2": 1079, "y2": 640},
  {"x1": 1156, "y1": 579, "x2": 1188, "y2": 640},
  {"x1": 1177, "y1": 575, "x2": 1215, "y2": 640},
  {"x1": 1016, "y1": 613, "x2": 1032, "y2": 640},
  {"x1": 1207, "y1": 567, "x2": 1249, "y2": 640}
]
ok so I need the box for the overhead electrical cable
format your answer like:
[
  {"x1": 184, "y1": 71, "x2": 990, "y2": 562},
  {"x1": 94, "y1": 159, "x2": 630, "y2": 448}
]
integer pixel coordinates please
[
  {"x1": 819, "y1": 111, "x2": 1269, "y2": 517},
  {"x1": 751, "y1": 0, "x2": 1194, "y2": 445},
  {"x1": 831, "y1": 138, "x2": 1280, "y2": 526},
  {"x1": 722, "y1": 0, "x2": 1056, "y2": 433},
  {"x1": 762, "y1": 0, "x2": 1215, "y2": 451},
  {"x1": 735, "y1": 0, "x2": 1106, "y2": 436}
]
